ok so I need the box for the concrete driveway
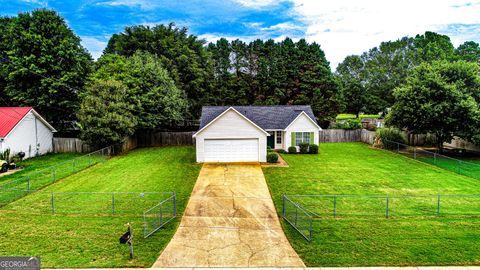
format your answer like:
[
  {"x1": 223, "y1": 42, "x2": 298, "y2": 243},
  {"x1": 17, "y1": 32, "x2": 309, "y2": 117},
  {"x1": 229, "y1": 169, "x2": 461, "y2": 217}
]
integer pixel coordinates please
[{"x1": 153, "y1": 163, "x2": 305, "y2": 267}]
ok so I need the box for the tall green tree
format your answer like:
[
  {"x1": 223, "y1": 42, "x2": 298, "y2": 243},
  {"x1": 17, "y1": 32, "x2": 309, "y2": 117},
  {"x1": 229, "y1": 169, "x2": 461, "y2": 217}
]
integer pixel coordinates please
[
  {"x1": 78, "y1": 80, "x2": 137, "y2": 148},
  {"x1": 335, "y1": 55, "x2": 366, "y2": 117},
  {"x1": 386, "y1": 61, "x2": 480, "y2": 147},
  {"x1": 104, "y1": 23, "x2": 213, "y2": 118},
  {"x1": 456, "y1": 41, "x2": 480, "y2": 63},
  {"x1": 93, "y1": 52, "x2": 187, "y2": 128},
  {"x1": 0, "y1": 9, "x2": 92, "y2": 129}
]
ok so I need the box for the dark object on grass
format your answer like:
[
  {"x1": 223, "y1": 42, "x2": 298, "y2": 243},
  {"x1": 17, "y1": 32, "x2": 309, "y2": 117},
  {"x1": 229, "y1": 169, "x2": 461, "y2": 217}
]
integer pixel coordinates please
[
  {"x1": 288, "y1": 146, "x2": 297, "y2": 154},
  {"x1": 8, "y1": 163, "x2": 16, "y2": 169},
  {"x1": 17, "y1": 152, "x2": 25, "y2": 160},
  {"x1": 0, "y1": 161, "x2": 8, "y2": 173}
]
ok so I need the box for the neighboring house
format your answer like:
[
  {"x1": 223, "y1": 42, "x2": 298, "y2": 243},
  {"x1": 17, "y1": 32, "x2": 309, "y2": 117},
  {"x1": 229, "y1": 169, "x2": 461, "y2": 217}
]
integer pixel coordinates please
[
  {"x1": 0, "y1": 107, "x2": 56, "y2": 159},
  {"x1": 361, "y1": 118, "x2": 385, "y2": 129},
  {"x1": 193, "y1": 105, "x2": 321, "y2": 163}
]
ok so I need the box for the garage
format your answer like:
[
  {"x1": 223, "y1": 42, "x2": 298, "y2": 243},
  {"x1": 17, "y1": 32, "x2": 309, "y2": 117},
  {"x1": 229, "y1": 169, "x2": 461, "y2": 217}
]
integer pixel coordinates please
[
  {"x1": 204, "y1": 139, "x2": 259, "y2": 162},
  {"x1": 193, "y1": 107, "x2": 269, "y2": 163}
]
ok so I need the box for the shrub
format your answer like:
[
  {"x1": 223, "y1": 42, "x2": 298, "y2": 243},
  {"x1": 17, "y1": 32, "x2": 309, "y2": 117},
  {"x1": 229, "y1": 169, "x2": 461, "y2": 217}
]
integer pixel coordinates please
[
  {"x1": 267, "y1": 146, "x2": 272, "y2": 151},
  {"x1": 375, "y1": 127, "x2": 407, "y2": 150},
  {"x1": 288, "y1": 146, "x2": 297, "y2": 154},
  {"x1": 266, "y1": 152, "x2": 279, "y2": 163},
  {"x1": 299, "y1": 142, "x2": 309, "y2": 154},
  {"x1": 330, "y1": 119, "x2": 362, "y2": 130},
  {"x1": 309, "y1": 144, "x2": 319, "y2": 154},
  {"x1": 277, "y1": 149, "x2": 287, "y2": 154}
]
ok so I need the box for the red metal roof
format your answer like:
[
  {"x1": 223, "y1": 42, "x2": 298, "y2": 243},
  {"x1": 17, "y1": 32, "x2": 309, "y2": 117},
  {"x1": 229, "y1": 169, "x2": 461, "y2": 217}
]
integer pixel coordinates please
[{"x1": 0, "y1": 107, "x2": 32, "y2": 138}]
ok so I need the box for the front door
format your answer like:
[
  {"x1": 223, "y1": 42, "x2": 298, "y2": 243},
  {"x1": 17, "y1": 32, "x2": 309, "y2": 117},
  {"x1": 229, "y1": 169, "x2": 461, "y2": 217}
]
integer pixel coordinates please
[{"x1": 267, "y1": 131, "x2": 275, "y2": 149}]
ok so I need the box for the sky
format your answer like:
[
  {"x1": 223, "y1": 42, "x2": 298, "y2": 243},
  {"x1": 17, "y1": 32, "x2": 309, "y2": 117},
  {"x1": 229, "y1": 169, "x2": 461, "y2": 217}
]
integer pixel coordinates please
[{"x1": 1, "y1": 0, "x2": 480, "y2": 69}]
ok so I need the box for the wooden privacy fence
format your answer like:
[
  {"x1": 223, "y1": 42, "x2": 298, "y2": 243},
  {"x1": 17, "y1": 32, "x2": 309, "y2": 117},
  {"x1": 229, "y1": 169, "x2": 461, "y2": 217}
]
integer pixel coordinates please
[
  {"x1": 136, "y1": 131, "x2": 195, "y2": 147},
  {"x1": 319, "y1": 129, "x2": 376, "y2": 144},
  {"x1": 53, "y1": 138, "x2": 95, "y2": 153}
]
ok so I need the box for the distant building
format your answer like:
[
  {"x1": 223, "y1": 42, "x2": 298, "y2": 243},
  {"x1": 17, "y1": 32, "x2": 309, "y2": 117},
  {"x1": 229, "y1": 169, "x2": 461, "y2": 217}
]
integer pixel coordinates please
[{"x1": 0, "y1": 107, "x2": 56, "y2": 159}]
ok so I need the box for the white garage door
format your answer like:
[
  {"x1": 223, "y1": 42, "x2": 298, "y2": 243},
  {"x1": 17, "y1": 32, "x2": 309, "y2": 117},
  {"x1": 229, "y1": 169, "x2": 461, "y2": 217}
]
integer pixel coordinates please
[{"x1": 204, "y1": 139, "x2": 259, "y2": 162}]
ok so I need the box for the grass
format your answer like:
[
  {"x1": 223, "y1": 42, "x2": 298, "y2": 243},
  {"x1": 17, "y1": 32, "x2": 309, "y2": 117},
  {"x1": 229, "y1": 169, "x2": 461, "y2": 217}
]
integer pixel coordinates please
[
  {"x1": 336, "y1": 113, "x2": 381, "y2": 120},
  {"x1": 263, "y1": 142, "x2": 480, "y2": 266},
  {"x1": 0, "y1": 146, "x2": 201, "y2": 268},
  {"x1": 0, "y1": 153, "x2": 80, "y2": 185}
]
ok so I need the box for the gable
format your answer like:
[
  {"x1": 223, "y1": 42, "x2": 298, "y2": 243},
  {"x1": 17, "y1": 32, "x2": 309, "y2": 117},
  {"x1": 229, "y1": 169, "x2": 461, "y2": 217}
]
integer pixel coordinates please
[
  {"x1": 194, "y1": 108, "x2": 269, "y2": 138},
  {"x1": 286, "y1": 112, "x2": 321, "y2": 131},
  {"x1": 0, "y1": 107, "x2": 32, "y2": 138}
]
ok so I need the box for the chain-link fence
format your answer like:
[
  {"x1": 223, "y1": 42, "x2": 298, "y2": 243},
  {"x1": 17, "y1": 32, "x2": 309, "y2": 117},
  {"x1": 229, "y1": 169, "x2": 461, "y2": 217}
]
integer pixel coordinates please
[
  {"x1": 283, "y1": 193, "x2": 480, "y2": 241},
  {"x1": 282, "y1": 194, "x2": 312, "y2": 241},
  {"x1": 1, "y1": 190, "x2": 174, "y2": 215},
  {"x1": 143, "y1": 192, "x2": 176, "y2": 238},
  {"x1": 0, "y1": 147, "x2": 111, "y2": 206},
  {"x1": 382, "y1": 139, "x2": 480, "y2": 179}
]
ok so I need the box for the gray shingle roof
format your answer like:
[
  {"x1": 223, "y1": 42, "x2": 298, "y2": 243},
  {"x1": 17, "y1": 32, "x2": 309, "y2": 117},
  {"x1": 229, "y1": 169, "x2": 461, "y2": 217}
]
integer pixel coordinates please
[{"x1": 199, "y1": 105, "x2": 318, "y2": 130}]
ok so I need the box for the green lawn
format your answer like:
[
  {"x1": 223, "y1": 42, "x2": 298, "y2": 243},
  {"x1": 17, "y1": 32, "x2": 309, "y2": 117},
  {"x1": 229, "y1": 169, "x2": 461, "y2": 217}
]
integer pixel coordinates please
[
  {"x1": 263, "y1": 143, "x2": 480, "y2": 266},
  {"x1": 0, "y1": 153, "x2": 80, "y2": 185},
  {"x1": 0, "y1": 146, "x2": 201, "y2": 268}
]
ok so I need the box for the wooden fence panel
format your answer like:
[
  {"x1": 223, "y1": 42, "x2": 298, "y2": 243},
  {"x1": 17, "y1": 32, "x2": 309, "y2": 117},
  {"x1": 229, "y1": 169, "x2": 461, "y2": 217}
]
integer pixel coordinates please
[
  {"x1": 53, "y1": 138, "x2": 94, "y2": 153},
  {"x1": 319, "y1": 129, "x2": 361, "y2": 143},
  {"x1": 136, "y1": 131, "x2": 195, "y2": 146},
  {"x1": 361, "y1": 129, "x2": 376, "y2": 144}
]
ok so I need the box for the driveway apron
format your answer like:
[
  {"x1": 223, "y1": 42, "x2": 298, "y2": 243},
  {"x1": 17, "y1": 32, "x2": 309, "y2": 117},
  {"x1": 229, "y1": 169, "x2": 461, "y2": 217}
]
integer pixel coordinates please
[{"x1": 153, "y1": 163, "x2": 305, "y2": 267}]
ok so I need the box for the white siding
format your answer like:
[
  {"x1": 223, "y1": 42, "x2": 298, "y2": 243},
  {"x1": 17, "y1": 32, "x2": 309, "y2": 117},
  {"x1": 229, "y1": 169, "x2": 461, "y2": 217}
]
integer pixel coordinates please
[
  {"x1": 2, "y1": 112, "x2": 54, "y2": 159},
  {"x1": 195, "y1": 110, "x2": 267, "y2": 162},
  {"x1": 284, "y1": 113, "x2": 320, "y2": 150}
]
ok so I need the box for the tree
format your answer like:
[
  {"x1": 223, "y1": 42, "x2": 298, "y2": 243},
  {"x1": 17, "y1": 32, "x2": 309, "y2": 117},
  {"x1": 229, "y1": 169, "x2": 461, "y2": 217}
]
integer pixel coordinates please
[
  {"x1": 93, "y1": 52, "x2": 187, "y2": 128},
  {"x1": 78, "y1": 80, "x2": 137, "y2": 148},
  {"x1": 336, "y1": 55, "x2": 367, "y2": 117},
  {"x1": 456, "y1": 41, "x2": 480, "y2": 63},
  {"x1": 386, "y1": 61, "x2": 480, "y2": 147},
  {"x1": 0, "y1": 9, "x2": 92, "y2": 129},
  {"x1": 104, "y1": 23, "x2": 213, "y2": 118}
]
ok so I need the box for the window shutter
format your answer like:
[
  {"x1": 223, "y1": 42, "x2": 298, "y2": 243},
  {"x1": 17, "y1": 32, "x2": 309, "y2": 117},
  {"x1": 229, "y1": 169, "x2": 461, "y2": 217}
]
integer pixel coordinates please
[
  {"x1": 291, "y1": 132, "x2": 296, "y2": 146},
  {"x1": 310, "y1": 132, "x2": 314, "y2": 144}
]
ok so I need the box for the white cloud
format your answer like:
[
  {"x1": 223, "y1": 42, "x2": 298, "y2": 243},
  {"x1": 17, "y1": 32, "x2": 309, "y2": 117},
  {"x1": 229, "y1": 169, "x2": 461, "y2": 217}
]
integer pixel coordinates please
[
  {"x1": 261, "y1": 22, "x2": 303, "y2": 31},
  {"x1": 290, "y1": 0, "x2": 480, "y2": 69},
  {"x1": 80, "y1": 36, "x2": 108, "y2": 60},
  {"x1": 233, "y1": 0, "x2": 280, "y2": 8},
  {"x1": 96, "y1": 0, "x2": 158, "y2": 10}
]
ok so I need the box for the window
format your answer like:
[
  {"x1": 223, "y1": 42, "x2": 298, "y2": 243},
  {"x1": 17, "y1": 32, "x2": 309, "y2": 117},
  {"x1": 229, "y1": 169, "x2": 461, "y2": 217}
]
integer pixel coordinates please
[
  {"x1": 294, "y1": 132, "x2": 310, "y2": 146},
  {"x1": 276, "y1": 131, "x2": 282, "y2": 144}
]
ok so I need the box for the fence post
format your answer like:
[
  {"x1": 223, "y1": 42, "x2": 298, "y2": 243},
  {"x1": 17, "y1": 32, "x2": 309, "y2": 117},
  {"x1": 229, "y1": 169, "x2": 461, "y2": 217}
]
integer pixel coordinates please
[
  {"x1": 458, "y1": 160, "x2": 461, "y2": 174},
  {"x1": 333, "y1": 195, "x2": 337, "y2": 218},
  {"x1": 159, "y1": 202, "x2": 163, "y2": 225},
  {"x1": 282, "y1": 194, "x2": 286, "y2": 218},
  {"x1": 433, "y1": 153, "x2": 437, "y2": 164},
  {"x1": 51, "y1": 192, "x2": 55, "y2": 215},
  {"x1": 27, "y1": 176, "x2": 30, "y2": 191},
  {"x1": 143, "y1": 213, "x2": 147, "y2": 238},
  {"x1": 173, "y1": 192, "x2": 177, "y2": 217},
  {"x1": 72, "y1": 160, "x2": 75, "y2": 173},
  {"x1": 413, "y1": 147, "x2": 417, "y2": 159},
  {"x1": 397, "y1": 142, "x2": 400, "y2": 153},
  {"x1": 437, "y1": 194, "x2": 441, "y2": 217},
  {"x1": 112, "y1": 192, "x2": 115, "y2": 214},
  {"x1": 385, "y1": 196, "x2": 389, "y2": 218},
  {"x1": 309, "y1": 218, "x2": 313, "y2": 241},
  {"x1": 294, "y1": 206, "x2": 298, "y2": 226}
]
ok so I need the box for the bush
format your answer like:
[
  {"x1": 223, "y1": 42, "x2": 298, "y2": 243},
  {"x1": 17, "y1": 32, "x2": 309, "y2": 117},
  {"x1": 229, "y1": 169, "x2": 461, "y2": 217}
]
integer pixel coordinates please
[
  {"x1": 277, "y1": 149, "x2": 287, "y2": 154},
  {"x1": 266, "y1": 152, "x2": 279, "y2": 163},
  {"x1": 375, "y1": 127, "x2": 407, "y2": 150},
  {"x1": 309, "y1": 144, "x2": 319, "y2": 154},
  {"x1": 330, "y1": 119, "x2": 362, "y2": 130},
  {"x1": 288, "y1": 146, "x2": 297, "y2": 154},
  {"x1": 299, "y1": 142, "x2": 309, "y2": 154}
]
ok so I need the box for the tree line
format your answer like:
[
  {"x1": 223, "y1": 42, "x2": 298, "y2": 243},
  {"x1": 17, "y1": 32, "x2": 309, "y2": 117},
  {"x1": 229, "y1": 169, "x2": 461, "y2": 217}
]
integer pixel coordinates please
[{"x1": 1, "y1": 9, "x2": 479, "y2": 147}]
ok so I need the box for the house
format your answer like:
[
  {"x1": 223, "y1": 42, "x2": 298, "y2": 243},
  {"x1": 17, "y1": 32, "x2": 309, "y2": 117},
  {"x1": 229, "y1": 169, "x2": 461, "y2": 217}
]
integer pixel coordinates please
[
  {"x1": 0, "y1": 107, "x2": 56, "y2": 159},
  {"x1": 193, "y1": 105, "x2": 321, "y2": 163}
]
